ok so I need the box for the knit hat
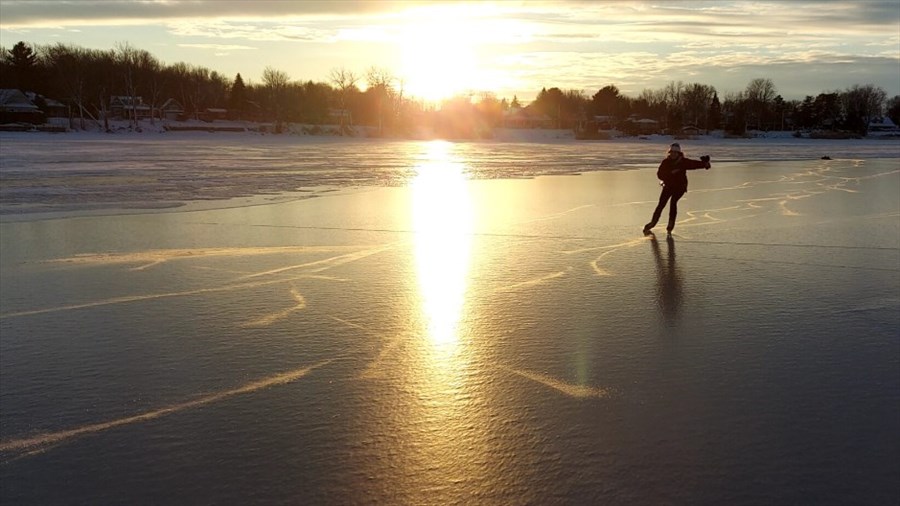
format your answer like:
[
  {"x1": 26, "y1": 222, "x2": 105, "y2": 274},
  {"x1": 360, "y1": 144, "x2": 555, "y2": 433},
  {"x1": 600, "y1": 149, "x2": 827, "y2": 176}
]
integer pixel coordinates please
[{"x1": 667, "y1": 143, "x2": 682, "y2": 153}]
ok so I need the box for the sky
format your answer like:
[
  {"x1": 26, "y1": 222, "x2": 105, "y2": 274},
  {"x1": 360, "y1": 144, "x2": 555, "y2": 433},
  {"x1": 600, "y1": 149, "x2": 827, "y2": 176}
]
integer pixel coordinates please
[{"x1": 1, "y1": 0, "x2": 898, "y2": 103}]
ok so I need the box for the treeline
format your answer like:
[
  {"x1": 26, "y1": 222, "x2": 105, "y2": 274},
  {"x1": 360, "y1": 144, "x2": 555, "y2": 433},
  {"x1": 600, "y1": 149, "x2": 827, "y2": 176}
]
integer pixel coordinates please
[
  {"x1": 2, "y1": 41, "x2": 899, "y2": 137},
  {"x1": 526, "y1": 80, "x2": 898, "y2": 137}
]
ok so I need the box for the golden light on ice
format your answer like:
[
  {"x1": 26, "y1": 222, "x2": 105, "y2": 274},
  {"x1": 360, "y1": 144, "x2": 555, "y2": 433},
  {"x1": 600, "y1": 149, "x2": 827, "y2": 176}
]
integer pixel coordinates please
[{"x1": 411, "y1": 141, "x2": 474, "y2": 348}]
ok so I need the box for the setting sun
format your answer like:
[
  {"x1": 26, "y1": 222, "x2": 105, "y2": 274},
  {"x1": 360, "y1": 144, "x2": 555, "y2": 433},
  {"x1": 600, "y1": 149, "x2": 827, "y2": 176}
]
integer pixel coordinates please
[
  {"x1": 393, "y1": 4, "x2": 525, "y2": 103},
  {"x1": 400, "y1": 21, "x2": 477, "y2": 102}
]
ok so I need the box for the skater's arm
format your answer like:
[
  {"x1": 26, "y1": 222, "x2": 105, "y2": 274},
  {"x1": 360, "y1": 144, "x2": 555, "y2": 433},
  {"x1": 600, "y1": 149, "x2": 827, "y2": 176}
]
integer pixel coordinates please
[{"x1": 683, "y1": 157, "x2": 711, "y2": 170}]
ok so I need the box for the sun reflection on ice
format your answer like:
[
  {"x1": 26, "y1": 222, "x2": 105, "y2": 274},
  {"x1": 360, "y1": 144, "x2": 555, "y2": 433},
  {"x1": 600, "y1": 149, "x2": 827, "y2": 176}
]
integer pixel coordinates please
[
  {"x1": 411, "y1": 141, "x2": 474, "y2": 350},
  {"x1": 403, "y1": 142, "x2": 500, "y2": 498}
]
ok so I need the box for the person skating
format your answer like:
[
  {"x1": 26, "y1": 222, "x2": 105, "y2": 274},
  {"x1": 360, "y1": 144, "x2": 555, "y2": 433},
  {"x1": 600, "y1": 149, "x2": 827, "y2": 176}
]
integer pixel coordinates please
[{"x1": 643, "y1": 143, "x2": 711, "y2": 236}]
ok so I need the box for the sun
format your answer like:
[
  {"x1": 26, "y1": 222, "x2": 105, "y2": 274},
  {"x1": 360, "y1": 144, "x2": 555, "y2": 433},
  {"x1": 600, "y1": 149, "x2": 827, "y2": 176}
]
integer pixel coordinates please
[
  {"x1": 399, "y1": 14, "x2": 478, "y2": 102},
  {"x1": 394, "y1": 4, "x2": 522, "y2": 103}
]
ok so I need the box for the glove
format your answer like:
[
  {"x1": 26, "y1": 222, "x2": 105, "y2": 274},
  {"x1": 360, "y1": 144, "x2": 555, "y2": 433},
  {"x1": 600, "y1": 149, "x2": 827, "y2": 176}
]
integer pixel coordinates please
[{"x1": 700, "y1": 154, "x2": 711, "y2": 169}]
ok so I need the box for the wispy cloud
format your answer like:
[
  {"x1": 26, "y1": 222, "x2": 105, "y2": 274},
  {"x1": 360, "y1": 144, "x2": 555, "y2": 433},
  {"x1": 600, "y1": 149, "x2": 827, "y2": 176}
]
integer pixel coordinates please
[
  {"x1": 168, "y1": 20, "x2": 342, "y2": 42},
  {"x1": 0, "y1": 0, "x2": 404, "y2": 27},
  {"x1": 3, "y1": 1, "x2": 895, "y2": 55},
  {"x1": 177, "y1": 43, "x2": 256, "y2": 51}
]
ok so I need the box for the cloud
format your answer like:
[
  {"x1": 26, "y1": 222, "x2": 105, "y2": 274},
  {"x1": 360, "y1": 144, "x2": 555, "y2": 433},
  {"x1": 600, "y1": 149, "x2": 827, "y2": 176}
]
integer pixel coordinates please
[
  {"x1": 177, "y1": 43, "x2": 257, "y2": 51},
  {"x1": 486, "y1": 44, "x2": 899, "y2": 98},
  {"x1": 168, "y1": 20, "x2": 340, "y2": 42},
  {"x1": 522, "y1": 2, "x2": 898, "y2": 47},
  {"x1": 0, "y1": 0, "x2": 404, "y2": 27},
  {"x1": 3, "y1": 1, "x2": 895, "y2": 56},
  {"x1": 4, "y1": 0, "x2": 894, "y2": 33}
]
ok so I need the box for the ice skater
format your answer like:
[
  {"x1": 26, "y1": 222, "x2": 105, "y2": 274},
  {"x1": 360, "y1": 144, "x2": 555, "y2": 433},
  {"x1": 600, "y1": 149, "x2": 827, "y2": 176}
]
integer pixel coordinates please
[{"x1": 643, "y1": 143, "x2": 711, "y2": 236}]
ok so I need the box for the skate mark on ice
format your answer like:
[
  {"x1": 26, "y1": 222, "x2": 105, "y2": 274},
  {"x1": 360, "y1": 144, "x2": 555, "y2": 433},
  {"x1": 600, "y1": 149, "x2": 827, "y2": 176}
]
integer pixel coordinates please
[
  {"x1": 679, "y1": 239, "x2": 899, "y2": 251},
  {"x1": 561, "y1": 237, "x2": 646, "y2": 255},
  {"x1": 239, "y1": 245, "x2": 394, "y2": 280},
  {"x1": 0, "y1": 273, "x2": 332, "y2": 320},
  {"x1": 501, "y1": 366, "x2": 609, "y2": 399},
  {"x1": 0, "y1": 360, "x2": 334, "y2": 460},
  {"x1": 494, "y1": 268, "x2": 571, "y2": 293},
  {"x1": 240, "y1": 287, "x2": 307, "y2": 328},
  {"x1": 564, "y1": 238, "x2": 647, "y2": 277},
  {"x1": 778, "y1": 200, "x2": 801, "y2": 216},
  {"x1": 330, "y1": 316, "x2": 410, "y2": 380},
  {"x1": 522, "y1": 205, "x2": 594, "y2": 223},
  {"x1": 39, "y1": 246, "x2": 371, "y2": 270}
]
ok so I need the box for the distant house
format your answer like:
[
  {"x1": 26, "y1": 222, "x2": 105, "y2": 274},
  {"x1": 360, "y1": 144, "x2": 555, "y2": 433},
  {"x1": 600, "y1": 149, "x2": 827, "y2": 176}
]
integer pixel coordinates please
[
  {"x1": 0, "y1": 89, "x2": 45, "y2": 124},
  {"x1": 593, "y1": 115, "x2": 615, "y2": 130},
  {"x1": 237, "y1": 100, "x2": 264, "y2": 121},
  {"x1": 634, "y1": 118, "x2": 659, "y2": 135},
  {"x1": 201, "y1": 107, "x2": 227, "y2": 122},
  {"x1": 681, "y1": 125, "x2": 701, "y2": 136},
  {"x1": 109, "y1": 96, "x2": 152, "y2": 120},
  {"x1": 503, "y1": 106, "x2": 553, "y2": 129},
  {"x1": 159, "y1": 98, "x2": 184, "y2": 121},
  {"x1": 328, "y1": 108, "x2": 352, "y2": 124},
  {"x1": 869, "y1": 117, "x2": 900, "y2": 134},
  {"x1": 25, "y1": 92, "x2": 68, "y2": 119}
]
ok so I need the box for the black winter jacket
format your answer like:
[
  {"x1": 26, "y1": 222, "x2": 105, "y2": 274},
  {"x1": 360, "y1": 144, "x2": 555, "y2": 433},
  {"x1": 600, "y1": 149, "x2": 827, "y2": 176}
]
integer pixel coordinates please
[{"x1": 656, "y1": 155, "x2": 708, "y2": 192}]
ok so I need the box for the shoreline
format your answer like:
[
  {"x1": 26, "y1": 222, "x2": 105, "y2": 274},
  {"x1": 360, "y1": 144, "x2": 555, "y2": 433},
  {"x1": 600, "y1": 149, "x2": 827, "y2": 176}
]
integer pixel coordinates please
[
  {"x1": 3, "y1": 127, "x2": 899, "y2": 159},
  {"x1": 4, "y1": 118, "x2": 900, "y2": 143}
]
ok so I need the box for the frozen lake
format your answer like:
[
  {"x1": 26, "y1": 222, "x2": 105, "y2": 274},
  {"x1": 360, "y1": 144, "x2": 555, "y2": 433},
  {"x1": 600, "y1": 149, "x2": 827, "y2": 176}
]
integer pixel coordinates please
[
  {"x1": 2, "y1": 133, "x2": 899, "y2": 217},
  {"x1": 1, "y1": 136, "x2": 899, "y2": 504}
]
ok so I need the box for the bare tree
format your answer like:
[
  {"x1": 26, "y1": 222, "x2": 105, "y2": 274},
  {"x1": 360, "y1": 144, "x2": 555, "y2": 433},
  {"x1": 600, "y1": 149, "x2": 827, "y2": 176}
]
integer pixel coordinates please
[
  {"x1": 168, "y1": 62, "x2": 192, "y2": 119},
  {"x1": 682, "y1": 83, "x2": 716, "y2": 132},
  {"x1": 636, "y1": 88, "x2": 667, "y2": 123},
  {"x1": 262, "y1": 66, "x2": 290, "y2": 131},
  {"x1": 136, "y1": 50, "x2": 163, "y2": 125},
  {"x1": 329, "y1": 67, "x2": 358, "y2": 134},
  {"x1": 206, "y1": 70, "x2": 229, "y2": 108},
  {"x1": 663, "y1": 81, "x2": 685, "y2": 107},
  {"x1": 90, "y1": 48, "x2": 118, "y2": 131},
  {"x1": 662, "y1": 81, "x2": 685, "y2": 131},
  {"x1": 44, "y1": 43, "x2": 97, "y2": 129},
  {"x1": 188, "y1": 66, "x2": 210, "y2": 120},
  {"x1": 842, "y1": 84, "x2": 887, "y2": 135},
  {"x1": 722, "y1": 91, "x2": 748, "y2": 134},
  {"x1": 366, "y1": 66, "x2": 396, "y2": 135},
  {"x1": 745, "y1": 78, "x2": 777, "y2": 130},
  {"x1": 115, "y1": 42, "x2": 141, "y2": 129}
]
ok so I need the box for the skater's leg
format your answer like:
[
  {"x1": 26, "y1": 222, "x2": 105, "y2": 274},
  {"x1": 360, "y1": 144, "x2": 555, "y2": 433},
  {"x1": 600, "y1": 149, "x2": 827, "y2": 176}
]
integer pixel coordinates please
[
  {"x1": 666, "y1": 189, "x2": 685, "y2": 232},
  {"x1": 645, "y1": 186, "x2": 673, "y2": 231}
]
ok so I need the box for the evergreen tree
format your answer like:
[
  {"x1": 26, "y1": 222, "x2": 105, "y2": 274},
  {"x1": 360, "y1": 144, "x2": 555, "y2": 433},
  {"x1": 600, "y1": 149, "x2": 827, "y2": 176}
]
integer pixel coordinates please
[
  {"x1": 813, "y1": 93, "x2": 842, "y2": 130},
  {"x1": 6, "y1": 41, "x2": 37, "y2": 91},
  {"x1": 592, "y1": 85, "x2": 620, "y2": 117},
  {"x1": 229, "y1": 73, "x2": 246, "y2": 119},
  {"x1": 886, "y1": 95, "x2": 900, "y2": 127},
  {"x1": 708, "y1": 92, "x2": 722, "y2": 131},
  {"x1": 796, "y1": 96, "x2": 816, "y2": 129}
]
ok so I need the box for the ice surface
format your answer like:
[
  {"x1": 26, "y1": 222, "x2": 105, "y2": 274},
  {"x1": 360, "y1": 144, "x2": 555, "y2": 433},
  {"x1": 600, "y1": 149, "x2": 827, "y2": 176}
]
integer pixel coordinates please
[
  {"x1": 0, "y1": 136, "x2": 898, "y2": 505},
  {"x1": 2, "y1": 132, "x2": 898, "y2": 218}
]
